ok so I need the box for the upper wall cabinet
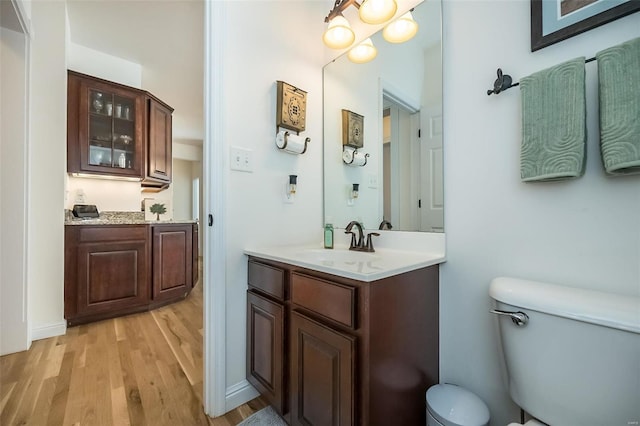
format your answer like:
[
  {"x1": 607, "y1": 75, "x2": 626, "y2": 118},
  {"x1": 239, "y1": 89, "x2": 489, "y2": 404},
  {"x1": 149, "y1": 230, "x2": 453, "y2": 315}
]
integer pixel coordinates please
[
  {"x1": 144, "y1": 96, "x2": 173, "y2": 188},
  {"x1": 67, "y1": 70, "x2": 174, "y2": 187}
]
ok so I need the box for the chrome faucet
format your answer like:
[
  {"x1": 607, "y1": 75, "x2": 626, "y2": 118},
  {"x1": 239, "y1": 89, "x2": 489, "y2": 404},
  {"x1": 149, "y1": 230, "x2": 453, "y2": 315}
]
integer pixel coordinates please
[{"x1": 344, "y1": 221, "x2": 379, "y2": 252}]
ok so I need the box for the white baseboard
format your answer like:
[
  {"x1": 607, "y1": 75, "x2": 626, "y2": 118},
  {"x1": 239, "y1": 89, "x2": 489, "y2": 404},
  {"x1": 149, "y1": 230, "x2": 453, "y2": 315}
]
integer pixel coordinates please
[
  {"x1": 31, "y1": 321, "x2": 66, "y2": 341},
  {"x1": 225, "y1": 380, "x2": 259, "y2": 412}
]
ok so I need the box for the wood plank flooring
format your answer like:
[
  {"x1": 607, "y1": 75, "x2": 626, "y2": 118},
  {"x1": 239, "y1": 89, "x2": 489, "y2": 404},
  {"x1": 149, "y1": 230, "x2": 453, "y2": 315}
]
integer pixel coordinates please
[{"x1": 1, "y1": 277, "x2": 267, "y2": 425}]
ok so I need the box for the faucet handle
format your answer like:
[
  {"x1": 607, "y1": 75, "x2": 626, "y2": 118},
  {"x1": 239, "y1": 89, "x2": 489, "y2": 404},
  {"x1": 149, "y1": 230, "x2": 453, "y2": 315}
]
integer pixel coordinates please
[
  {"x1": 365, "y1": 232, "x2": 380, "y2": 252},
  {"x1": 344, "y1": 230, "x2": 357, "y2": 249}
]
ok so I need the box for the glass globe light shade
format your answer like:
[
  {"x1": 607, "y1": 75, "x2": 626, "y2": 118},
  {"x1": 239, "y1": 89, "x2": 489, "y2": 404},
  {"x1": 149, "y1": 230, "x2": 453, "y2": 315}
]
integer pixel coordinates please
[
  {"x1": 359, "y1": 0, "x2": 398, "y2": 25},
  {"x1": 382, "y1": 11, "x2": 419, "y2": 43},
  {"x1": 323, "y1": 15, "x2": 356, "y2": 49},
  {"x1": 347, "y1": 38, "x2": 378, "y2": 64}
]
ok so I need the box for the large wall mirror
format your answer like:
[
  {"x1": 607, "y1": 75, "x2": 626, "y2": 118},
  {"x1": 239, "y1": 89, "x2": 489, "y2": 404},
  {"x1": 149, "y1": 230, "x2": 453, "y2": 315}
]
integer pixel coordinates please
[{"x1": 323, "y1": 0, "x2": 443, "y2": 232}]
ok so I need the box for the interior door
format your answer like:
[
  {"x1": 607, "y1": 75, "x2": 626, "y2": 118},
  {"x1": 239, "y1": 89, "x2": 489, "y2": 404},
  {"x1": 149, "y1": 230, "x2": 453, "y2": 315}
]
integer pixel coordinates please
[{"x1": 420, "y1": 106, "x2": 444, "y2": 232}]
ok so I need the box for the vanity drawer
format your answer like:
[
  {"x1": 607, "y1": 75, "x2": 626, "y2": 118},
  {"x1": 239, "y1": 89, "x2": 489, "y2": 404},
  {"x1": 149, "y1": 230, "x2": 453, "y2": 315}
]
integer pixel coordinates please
[
  {"x1": 248, "y1": 259, "x2": 286, "y2": 301},
  {"x1": 291, "y1": 272, "x2": 356, "y2": 329}
]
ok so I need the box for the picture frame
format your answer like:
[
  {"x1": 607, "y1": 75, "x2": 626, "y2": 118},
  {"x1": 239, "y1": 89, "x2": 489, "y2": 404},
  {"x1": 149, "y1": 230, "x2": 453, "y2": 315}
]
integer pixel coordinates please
[
  {"x1": 341, "y1": 109, "x2": 364, "y2": 148},
  {"x1": 276, "y1": 81, "x2": 307, "y2": 134},
  {"x1": 144, "y1": 198, "x2": 173, "y2": 221},
  {"x1": 531, "y1": 0, "x2": 640, "y2": 51}
]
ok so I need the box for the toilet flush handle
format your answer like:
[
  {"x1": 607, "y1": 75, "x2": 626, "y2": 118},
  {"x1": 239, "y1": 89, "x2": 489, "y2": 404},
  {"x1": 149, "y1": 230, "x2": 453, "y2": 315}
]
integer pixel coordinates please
[{"x1": 490, "y1": 309, "x2": 529, "y2": 327}]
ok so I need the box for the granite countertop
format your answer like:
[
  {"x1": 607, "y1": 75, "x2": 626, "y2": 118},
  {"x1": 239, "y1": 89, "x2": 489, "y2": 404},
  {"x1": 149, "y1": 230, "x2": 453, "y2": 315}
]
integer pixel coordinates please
[{"x1": 65, "y1": 211, "x2": 198, "y2": 226}]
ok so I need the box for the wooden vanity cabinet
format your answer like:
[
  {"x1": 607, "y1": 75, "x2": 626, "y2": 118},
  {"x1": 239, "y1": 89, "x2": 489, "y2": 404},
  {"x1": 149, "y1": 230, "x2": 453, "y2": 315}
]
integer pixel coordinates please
[
  {"x1": 246, "y1": 256, "x2": 440, "y2": 426},
  {"x1": 247, "y1": 260, "x2": 288, "y2": 416}
]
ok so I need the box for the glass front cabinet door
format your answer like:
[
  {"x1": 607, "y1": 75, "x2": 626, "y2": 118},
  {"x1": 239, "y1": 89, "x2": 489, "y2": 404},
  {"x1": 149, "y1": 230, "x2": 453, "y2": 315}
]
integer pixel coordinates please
[{"x1": 68, "y1": 71, "x2": 144, "y2": 178}]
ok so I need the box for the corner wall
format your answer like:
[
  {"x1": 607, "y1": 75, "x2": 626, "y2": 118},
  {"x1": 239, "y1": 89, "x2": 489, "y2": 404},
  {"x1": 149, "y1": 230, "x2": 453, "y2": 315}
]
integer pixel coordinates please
[
  {"x1": 441, "y1": 2, "x2": 640, "y2": 424},
  {"x1": 28, "y1": 0, "x2": 67, "y2": 340},
  {"x1": 215, "y1": 0, "x2": 326, "y2": 409}
]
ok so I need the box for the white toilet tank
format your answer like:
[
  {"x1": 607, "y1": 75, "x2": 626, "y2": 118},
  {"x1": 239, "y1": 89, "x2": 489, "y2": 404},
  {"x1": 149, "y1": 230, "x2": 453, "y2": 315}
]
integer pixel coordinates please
[{"x1": 490, "y1": 277, "x2": 640, "y2": 426}]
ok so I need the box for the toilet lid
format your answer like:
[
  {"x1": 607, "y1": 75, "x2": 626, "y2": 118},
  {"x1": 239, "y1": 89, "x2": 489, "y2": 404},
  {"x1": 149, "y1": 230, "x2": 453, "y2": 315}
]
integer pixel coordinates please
[{"x1": 426, "y1": 384, "x2": 490, "y2": 426}]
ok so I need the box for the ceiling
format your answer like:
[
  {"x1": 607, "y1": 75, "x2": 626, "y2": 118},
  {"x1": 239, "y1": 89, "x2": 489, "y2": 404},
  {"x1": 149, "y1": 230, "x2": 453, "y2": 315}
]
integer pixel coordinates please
[{"x1": 66, "y1": 0, "x2": 204, "y2": 144}]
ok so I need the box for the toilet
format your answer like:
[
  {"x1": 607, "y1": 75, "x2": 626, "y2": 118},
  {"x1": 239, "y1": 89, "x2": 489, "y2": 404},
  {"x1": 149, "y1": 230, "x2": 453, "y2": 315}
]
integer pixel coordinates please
[
  {"x1": 426, "y1": 384, "x2": 490, "y2": 426},
  {"x1": 490, "y1": 277, "x2": 640, "y2": 426}
]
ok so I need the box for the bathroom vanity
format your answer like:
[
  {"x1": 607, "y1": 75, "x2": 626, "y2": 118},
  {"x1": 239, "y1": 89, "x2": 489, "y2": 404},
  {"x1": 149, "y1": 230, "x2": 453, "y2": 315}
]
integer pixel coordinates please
[{"x1": 245, "y1": 246, "x2": 443, "y2": 425}]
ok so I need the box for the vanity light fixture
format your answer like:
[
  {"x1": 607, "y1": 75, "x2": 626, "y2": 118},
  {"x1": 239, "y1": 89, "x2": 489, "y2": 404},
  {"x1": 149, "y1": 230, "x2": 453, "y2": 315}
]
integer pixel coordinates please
[
  {"x1": 358, "y1": 0, "x2": 397, "y2": 25},
  {"x1": 382, "y1": 11, "x2": 419, "y2": 43},
  {"x1": 347, "y1": 38, "x2": 378, "y2": 63},
  {"x1": 323, "y1": 15, "x2": 356, "y2": 49},
  {"x1": 322, "y1": 0, "x2": 397, "y2": 49}
]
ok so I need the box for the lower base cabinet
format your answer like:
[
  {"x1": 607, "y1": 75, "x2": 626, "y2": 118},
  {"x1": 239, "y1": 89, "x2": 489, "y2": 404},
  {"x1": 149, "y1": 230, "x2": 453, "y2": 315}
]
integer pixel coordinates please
[
  {"x1": 152, "y1": 224, "x2": 193, "y2": 303},
  {"x1": 247, "y1": 256, "x2": 439, "y2": 426},
  {"x1": 65, "y1": 222, "x2": 198, "y2": 326}
]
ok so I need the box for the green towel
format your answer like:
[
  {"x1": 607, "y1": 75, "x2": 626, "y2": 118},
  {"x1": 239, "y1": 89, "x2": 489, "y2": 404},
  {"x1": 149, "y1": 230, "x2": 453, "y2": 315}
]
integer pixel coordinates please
[
  {"x1": 597, "y1": 37, "x2": 640, "y2": 176},
  {"x1": 520, "y1": 57, "x2": 586, "y2": 182}
]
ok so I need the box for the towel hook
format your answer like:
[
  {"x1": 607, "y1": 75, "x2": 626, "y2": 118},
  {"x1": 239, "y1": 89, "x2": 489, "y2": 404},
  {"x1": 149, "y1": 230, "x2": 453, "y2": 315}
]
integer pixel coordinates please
[{"x1": 487, "y1": 68, "x2": 515, "y2": 96}]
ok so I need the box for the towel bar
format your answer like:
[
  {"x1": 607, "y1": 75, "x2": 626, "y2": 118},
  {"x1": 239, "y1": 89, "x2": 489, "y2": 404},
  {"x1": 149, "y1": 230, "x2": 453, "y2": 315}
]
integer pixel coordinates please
[{"x1": 486, "y1": 57, "x2": 596, "y2": 96}]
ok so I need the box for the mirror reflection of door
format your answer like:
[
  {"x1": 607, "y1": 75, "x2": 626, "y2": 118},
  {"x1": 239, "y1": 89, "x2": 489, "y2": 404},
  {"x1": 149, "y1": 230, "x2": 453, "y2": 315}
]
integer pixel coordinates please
[
  {"x1": 421, "y1": 106, "x2": 444, "y2": 232},
  {"x1": 383, "y1": 98, "x2": 421, "y2": 231}
]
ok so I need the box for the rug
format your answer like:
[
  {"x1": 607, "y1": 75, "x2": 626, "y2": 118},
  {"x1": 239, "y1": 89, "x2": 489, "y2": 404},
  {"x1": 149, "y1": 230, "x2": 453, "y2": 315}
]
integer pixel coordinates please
[{"x1": 237, "y1": 406, "x2": 287, "y2": 426}]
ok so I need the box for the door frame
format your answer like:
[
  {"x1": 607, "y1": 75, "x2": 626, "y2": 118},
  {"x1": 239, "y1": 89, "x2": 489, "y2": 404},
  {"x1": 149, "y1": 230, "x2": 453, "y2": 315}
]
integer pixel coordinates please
[{"x1": 203, "y1": 0, "x2": 227, "y2": 416}]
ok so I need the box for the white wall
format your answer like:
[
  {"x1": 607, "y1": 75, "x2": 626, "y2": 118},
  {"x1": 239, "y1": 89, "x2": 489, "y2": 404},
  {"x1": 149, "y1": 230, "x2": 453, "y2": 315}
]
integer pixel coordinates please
[
  {"x1": 172, "y1": 158, "x2": 192, "y2": 220},
  {"x1": 1, "y1": 24, "x2": 30, "y2": 355},
  {"x1": 67, "y1": 42, "x2": 142, "y2": 88},
  {"x1": 28, "y1": 0, "x2": 67, "y2": 339},
  {"x1": 216, "y1": 0, "x2": 326, "y2": 407},
  {"x1": 441, "y1": 2, "x2": 640, "y2": 425}
]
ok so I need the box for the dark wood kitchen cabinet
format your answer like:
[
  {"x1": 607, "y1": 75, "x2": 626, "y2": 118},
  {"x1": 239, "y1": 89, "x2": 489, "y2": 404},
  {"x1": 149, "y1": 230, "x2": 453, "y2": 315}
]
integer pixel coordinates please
[
  {"x1": 246, "y1": 256, "x2": 440, "y2": 426},
  {"x1": 65, "y1": 222, "x2": 195, "y2": 326},
  {"x1": 143, "y1": 97, "x2": 173, "y2": 188},
  {"x1": 67, "y1": 70, "x2": 173, "y2": 188},
  {"x1": 65, "y1": 225, "x2": 150, "y2": 325},
  {"x1": 67, "y1": 71, "x2": 145, "y2": 178},
  {"x1": 151, "y1": 223, "x2": 192, "y2": 303}
]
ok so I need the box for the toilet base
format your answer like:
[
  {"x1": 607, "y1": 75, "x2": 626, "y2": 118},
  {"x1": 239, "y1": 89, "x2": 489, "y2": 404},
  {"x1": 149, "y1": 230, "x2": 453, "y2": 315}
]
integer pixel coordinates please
[{"x1": 507, "y1": 420, "x2": 547, "y2": 426}]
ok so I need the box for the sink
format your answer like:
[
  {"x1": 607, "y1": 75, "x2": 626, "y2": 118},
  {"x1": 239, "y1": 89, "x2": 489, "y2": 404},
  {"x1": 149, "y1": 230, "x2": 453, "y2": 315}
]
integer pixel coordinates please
[{"x1": 295, "y1": 248, "x2": 381, "y2": 264}]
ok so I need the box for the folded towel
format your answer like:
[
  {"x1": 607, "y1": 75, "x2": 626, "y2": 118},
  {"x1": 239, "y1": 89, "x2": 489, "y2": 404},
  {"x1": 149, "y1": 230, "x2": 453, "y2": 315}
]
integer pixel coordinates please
[
  {"x1": 597, "y1": 37, "x2": 640, "y2": 175},
  {"x1": 520, "y1": 57, "x2": 586, "y2": 182}
]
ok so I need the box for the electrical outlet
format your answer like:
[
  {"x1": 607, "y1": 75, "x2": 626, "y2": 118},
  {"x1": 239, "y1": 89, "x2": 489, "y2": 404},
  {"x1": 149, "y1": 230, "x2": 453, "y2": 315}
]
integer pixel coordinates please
[{"x1": 230, "y1": 146, "x2": 253, "y2": 172}]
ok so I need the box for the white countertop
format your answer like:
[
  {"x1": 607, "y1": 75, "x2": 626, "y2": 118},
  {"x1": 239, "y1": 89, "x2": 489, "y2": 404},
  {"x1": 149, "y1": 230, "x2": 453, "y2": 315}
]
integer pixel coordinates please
[{"x1": 244, "y1": 244, "x2": 446, "y2": 282}]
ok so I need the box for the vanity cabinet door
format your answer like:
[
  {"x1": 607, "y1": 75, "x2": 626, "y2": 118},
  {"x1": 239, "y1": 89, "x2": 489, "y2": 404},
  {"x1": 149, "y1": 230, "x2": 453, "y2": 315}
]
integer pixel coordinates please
[
  {"x1": 152, "y1": 224, "x2": 193, "y2": 302},
  {"x1": 247, "y1": 290, "x2": 286, "y2": 415},
  {"x1": 290, "y1": 311, "x2": 355, "y2": 426}
]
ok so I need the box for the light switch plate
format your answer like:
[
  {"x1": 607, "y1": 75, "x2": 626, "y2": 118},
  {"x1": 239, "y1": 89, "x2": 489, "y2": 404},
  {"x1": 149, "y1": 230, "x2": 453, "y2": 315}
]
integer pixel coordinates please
[
  {"x1": 367, "y1": 174, "x2": 378, "y2": 189},
  {"x1": 230, "y1": 146, "x2": 253, "y2": 172}
]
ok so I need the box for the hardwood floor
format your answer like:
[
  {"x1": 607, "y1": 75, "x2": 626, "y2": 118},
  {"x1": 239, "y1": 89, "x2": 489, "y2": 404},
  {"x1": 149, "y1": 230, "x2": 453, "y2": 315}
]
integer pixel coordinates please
[{"x1": 1, "y1": 278, "x2": 267, "y2": 425}]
